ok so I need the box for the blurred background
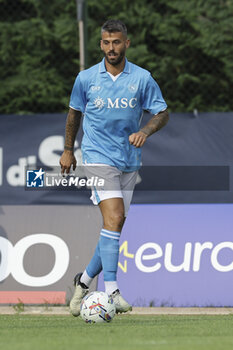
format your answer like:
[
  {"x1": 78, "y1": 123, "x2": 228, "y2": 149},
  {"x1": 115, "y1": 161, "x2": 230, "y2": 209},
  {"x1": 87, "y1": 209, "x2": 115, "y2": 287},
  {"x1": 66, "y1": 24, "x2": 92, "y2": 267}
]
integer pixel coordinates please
[
  {"x1": 1, "y1": 0, "x2": 233, "y2": 114},
  {"x1": 0, "y1": 0, "x2": 233, "y2": 307}
]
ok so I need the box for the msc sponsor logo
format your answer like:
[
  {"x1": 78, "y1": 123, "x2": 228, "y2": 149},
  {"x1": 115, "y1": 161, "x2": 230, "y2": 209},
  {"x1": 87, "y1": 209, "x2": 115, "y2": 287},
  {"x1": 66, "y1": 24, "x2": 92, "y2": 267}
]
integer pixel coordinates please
[
  {"x1": 93, "y1": 97, "x2": 105, "y2": 109},
  {"x1": 118, "y1": 240, "x2": 233, "y2": 273},
  {"x1": 93, "y1": 97, "x2": 137, "y2": 110}
]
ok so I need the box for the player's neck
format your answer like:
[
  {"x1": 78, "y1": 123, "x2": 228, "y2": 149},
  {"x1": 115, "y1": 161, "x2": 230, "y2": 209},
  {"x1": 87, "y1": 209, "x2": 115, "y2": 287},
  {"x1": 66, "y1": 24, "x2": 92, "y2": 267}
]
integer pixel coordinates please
[{"x1": 104, "y1": 57, "x2": 126, "y2": 76}]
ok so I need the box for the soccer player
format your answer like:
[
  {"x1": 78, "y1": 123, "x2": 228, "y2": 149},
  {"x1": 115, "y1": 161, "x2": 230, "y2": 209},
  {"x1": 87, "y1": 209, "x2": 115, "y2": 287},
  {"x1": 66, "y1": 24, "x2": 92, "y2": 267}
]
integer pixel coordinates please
[{"x1": 60, "y1": 19, "x2": 169, "y2": 315}]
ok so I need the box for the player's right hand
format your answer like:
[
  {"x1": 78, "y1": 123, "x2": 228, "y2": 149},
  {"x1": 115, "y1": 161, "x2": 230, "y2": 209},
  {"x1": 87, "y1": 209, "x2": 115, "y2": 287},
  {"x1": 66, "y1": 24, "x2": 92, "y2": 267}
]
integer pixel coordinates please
[{"x1": 59, "y1": 150, "x2": 77, "y2": 175}]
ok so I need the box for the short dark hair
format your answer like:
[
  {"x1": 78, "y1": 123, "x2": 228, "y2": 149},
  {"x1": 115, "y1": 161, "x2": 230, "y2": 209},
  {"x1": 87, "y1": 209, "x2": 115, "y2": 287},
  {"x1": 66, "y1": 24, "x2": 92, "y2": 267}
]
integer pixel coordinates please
[{"x1": 101, "y1": 19, "x2": 127, "y2": 37}]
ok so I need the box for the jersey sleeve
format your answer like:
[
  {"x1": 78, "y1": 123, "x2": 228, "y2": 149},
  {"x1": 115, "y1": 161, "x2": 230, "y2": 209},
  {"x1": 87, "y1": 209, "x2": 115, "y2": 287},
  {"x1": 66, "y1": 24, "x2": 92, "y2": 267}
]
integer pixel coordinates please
[
  {"x1": 69, "y1": 74, "x2": 87, "y2": 113},
  {"x1": 142, "y1": 74, "x2": 167, "y2": 115}
]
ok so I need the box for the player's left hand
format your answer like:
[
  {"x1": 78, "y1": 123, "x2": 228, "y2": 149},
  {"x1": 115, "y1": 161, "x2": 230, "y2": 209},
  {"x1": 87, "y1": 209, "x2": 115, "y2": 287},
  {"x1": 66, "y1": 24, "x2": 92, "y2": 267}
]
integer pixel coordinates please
[{"x1": 129, "y1": 131, "x2": 148, "y2": 148}]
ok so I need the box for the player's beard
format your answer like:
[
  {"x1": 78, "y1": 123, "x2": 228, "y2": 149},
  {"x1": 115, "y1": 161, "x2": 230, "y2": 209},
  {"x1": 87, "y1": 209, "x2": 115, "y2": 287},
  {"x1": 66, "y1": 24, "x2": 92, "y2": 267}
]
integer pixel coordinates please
[{"x1": 105, "y1": 47, "x2": 126, "y2": 66}]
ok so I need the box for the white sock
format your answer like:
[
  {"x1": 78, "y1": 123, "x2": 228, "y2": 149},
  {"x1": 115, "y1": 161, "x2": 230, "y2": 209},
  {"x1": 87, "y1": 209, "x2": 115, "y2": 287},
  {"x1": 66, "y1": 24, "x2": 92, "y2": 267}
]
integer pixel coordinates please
[
  {"x1": 105, "y1": 281, "x2": 118, "y2": 295},
  {"x1": 80, "y1": 270, "x2": 93, "y2": 287}
]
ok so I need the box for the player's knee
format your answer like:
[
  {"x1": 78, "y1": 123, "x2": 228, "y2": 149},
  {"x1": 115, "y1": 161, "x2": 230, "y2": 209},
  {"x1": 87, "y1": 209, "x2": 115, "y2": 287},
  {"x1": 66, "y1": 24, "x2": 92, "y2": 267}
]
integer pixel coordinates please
[{"x1": 104, "y1": 211, "x2": 125, "y2": 231}]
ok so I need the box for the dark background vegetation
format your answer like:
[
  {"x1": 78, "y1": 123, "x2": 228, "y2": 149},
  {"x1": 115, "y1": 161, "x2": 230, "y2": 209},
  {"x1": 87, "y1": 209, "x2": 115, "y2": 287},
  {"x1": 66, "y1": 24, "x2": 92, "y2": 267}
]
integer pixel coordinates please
[{"x1": 0, "y1": 0, "x2": 232, "y2": 114}]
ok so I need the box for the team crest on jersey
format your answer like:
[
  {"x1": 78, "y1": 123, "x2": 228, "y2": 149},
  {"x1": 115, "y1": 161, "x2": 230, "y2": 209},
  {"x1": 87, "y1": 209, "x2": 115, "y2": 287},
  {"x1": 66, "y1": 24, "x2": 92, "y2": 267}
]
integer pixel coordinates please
[{"x1": 128, "y1": 84, "x2": 138, "y2": 93}]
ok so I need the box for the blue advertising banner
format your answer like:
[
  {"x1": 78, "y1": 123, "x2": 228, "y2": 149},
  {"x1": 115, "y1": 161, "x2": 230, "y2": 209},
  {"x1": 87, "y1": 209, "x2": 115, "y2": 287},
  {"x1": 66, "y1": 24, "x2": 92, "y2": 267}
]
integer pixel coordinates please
[
  {"x1": 0, "y1": 112, "x2": 233, "y2": 204},
  {"x1": 98, "y1": 203, "x2": 233, "y2": 307}
]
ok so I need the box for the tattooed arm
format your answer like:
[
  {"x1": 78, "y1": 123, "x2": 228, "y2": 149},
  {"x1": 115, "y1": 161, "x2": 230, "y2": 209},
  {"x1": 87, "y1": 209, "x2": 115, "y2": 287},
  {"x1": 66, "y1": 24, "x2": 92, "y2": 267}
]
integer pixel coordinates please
[
  {"x1": 60, "y1": 108, "x2": 82, "y2": 174},
  {"x1": 129, "y1": 109, "x2": 169, "y2": 148}
]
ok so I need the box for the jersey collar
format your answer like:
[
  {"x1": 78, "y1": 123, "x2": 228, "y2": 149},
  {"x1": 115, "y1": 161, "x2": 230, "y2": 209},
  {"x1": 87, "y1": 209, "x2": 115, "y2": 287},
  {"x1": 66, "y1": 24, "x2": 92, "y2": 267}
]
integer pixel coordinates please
[{"x1": 99, "y1": 57, "x2": 130, "y2": 74}]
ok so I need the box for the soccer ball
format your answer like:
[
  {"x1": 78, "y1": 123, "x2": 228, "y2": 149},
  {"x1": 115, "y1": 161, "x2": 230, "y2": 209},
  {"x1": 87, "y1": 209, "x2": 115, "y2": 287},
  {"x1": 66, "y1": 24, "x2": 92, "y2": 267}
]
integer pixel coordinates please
[{"x1": 80, "y1": 291, "x2": 116, "y2": 323}]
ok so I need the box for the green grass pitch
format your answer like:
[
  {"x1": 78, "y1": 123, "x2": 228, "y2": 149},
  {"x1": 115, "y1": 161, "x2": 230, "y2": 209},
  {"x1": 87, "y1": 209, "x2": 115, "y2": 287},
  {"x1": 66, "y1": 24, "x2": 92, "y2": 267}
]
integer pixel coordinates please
[{"x1": 1, "y1": 314, "x2": 233, "y2": 350}]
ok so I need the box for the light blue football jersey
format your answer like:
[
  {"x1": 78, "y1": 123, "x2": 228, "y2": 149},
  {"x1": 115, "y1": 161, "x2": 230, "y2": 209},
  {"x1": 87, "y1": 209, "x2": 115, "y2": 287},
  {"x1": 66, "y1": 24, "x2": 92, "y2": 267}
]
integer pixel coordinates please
[{"x1": 69, "y1": 58, "x2": 167, "y2": 172}]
